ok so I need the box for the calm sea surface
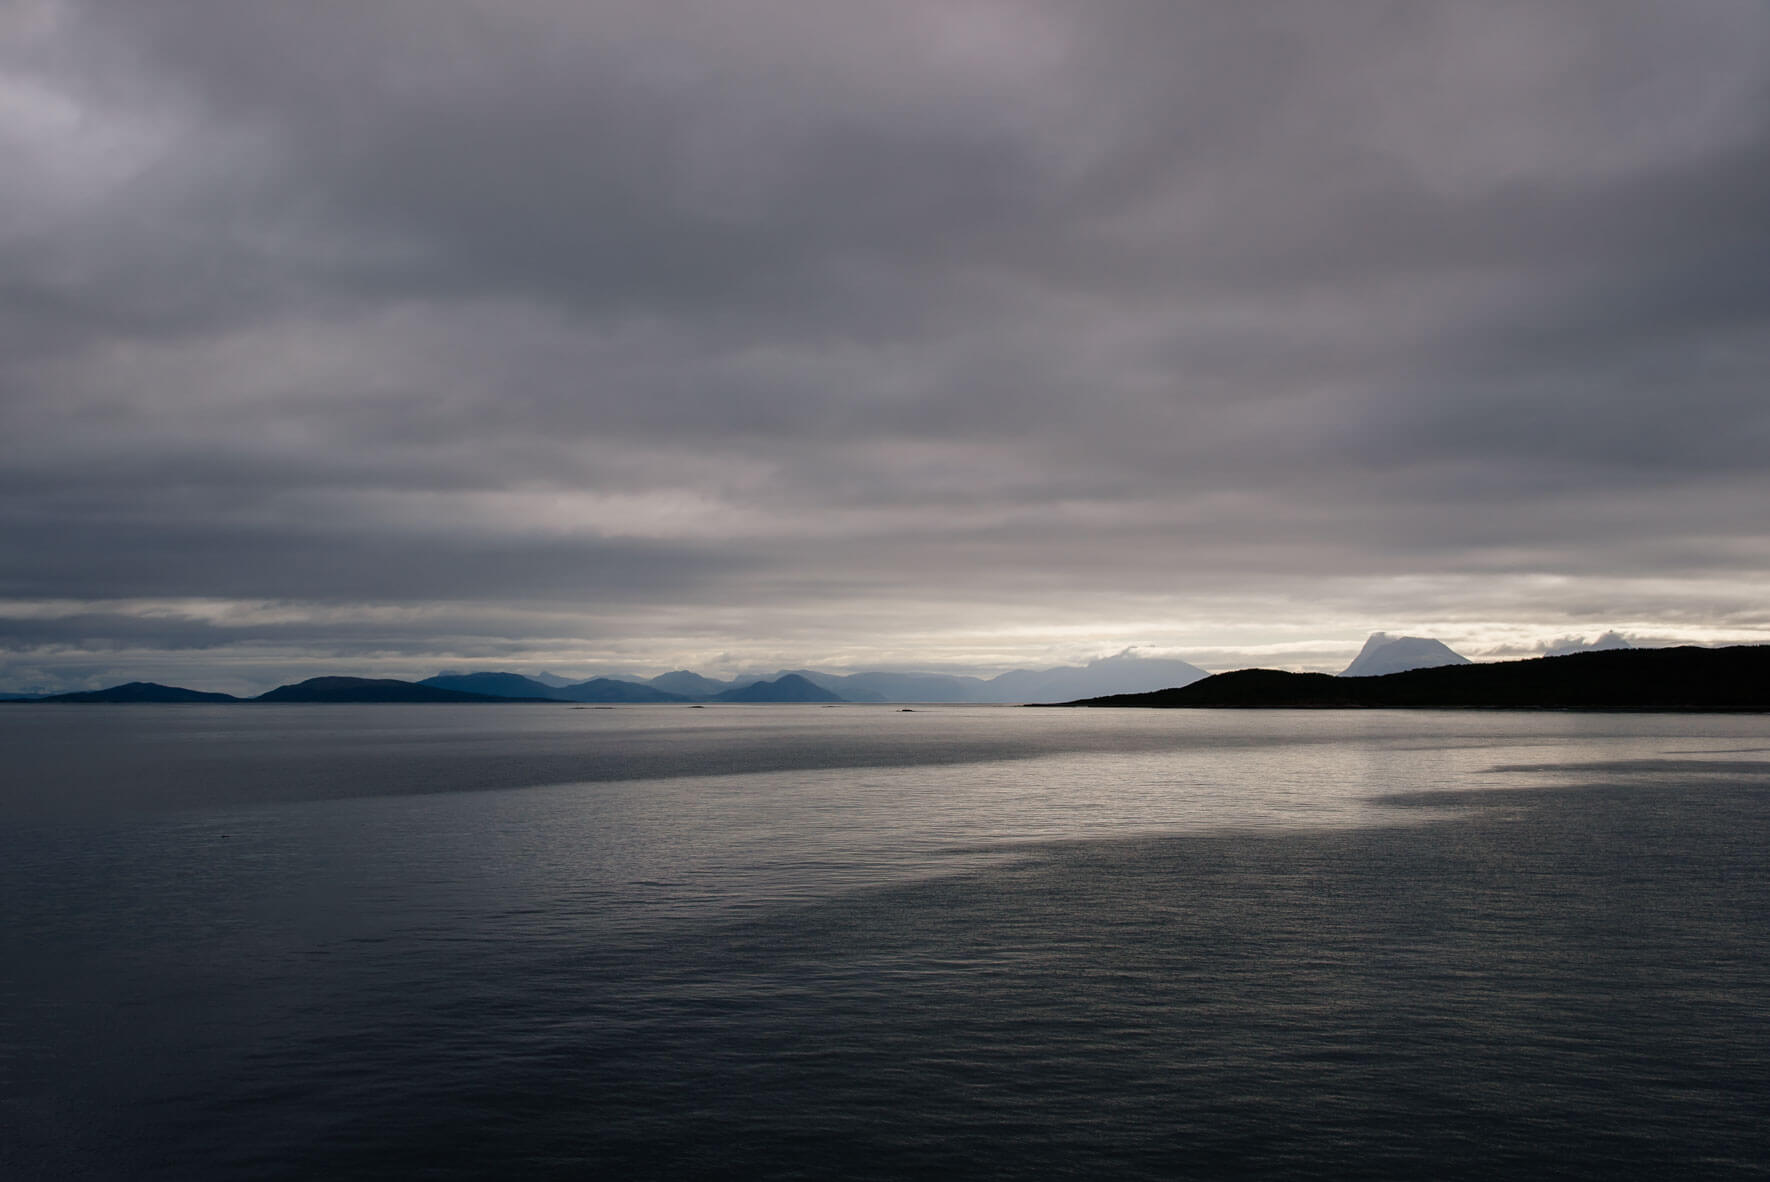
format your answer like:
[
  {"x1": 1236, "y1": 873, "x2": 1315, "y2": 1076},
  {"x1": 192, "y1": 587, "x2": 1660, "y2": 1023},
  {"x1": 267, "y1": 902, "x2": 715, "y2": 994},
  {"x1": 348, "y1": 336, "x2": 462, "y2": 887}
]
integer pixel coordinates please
[{"x1": 3, "y1": 704, "x2": 1768, "y2": 1179}]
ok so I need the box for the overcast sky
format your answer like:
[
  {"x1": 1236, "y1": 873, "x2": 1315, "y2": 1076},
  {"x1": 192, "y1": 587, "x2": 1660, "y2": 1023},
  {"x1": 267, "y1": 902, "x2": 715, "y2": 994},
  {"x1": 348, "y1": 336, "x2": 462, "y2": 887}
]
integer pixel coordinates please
[{"x1": 4, "y1": 1, "x2": 1769, "y2": 692}]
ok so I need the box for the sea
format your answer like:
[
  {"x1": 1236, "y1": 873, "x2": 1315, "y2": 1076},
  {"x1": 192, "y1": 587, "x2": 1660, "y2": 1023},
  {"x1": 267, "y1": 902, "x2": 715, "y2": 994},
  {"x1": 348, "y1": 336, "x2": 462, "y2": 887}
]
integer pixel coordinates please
[{"x1": 2, "y1": 703, "x2": 1767, "y2": 1180}]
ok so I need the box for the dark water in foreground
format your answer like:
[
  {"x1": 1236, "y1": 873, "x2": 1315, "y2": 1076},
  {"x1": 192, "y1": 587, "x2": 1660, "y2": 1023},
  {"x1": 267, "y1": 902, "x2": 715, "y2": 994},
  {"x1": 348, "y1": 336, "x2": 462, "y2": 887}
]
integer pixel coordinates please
[{"x1": 3, "y1": 705, "x2": 1768, "y2": 1179}]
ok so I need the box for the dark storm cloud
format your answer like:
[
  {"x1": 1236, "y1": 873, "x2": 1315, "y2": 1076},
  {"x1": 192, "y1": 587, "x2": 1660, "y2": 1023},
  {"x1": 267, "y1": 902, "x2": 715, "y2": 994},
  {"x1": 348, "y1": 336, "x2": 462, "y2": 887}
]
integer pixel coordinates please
[{"x1": 4, "y1": 0, "x2": 1769, "y2": 685}]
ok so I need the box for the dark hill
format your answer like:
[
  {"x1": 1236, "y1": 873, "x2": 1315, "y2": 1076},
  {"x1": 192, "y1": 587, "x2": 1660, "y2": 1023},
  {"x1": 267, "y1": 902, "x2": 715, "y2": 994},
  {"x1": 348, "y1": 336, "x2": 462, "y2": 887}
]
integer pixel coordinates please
[
  {"x1": 256, "y1": 677, "x2": 549, "y2": 703},
  {"x1": 419, "y1": 672, "x2": 570, "y2": 700},
  {"x1": 557, "y1": 678, "x2": 689, "y2": 704},
  {"x1": 32, "y1": 682, "x2": 241, "y2": 703},
  {"x1": 1066, "y1": 645, "x2": 1770, "y2": 711},
  {"x1": 648, "y1": 670, "x2": 734, "y2": 698},
  {"x1": 715, "y1": 673, "x2": 844, "y2": 703}
]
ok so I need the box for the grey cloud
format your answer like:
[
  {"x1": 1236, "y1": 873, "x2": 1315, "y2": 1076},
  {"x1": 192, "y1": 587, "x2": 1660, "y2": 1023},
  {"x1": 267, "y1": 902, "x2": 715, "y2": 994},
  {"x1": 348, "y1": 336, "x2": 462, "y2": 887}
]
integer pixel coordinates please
[
  {"x1": 4, "y1": 1, "x2": 1769, "y2": 682},
  {"x1": 0, "y1": 509, "x2": 754, "y2": 602}
]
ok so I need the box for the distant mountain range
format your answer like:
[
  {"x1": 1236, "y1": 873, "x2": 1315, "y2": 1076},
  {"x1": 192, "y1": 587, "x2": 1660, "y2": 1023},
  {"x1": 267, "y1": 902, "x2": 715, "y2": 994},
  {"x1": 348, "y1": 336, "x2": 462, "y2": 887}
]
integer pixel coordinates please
[
  {"x1": 1066, "y1": 646, "x2": 1770, "y2": 711},
  {"x1": 4, "y1": 652, "x2": 1211, "y2": 705},
  {"x1": 763, "y1": 652, "x2": 1211, "y2": 704},
  {"x1": 405, "y1": 654, "x2": 1211, "y2": 705},
  {"x1": 1339, "y1": 633, "x2": 1470, "y2": 677},
  {"x1": 19, "y1": 642, "x2": 1742, "y2": 710},
  {"x1": 419, "y1": 672, "x2": 688, "y2": 702}
]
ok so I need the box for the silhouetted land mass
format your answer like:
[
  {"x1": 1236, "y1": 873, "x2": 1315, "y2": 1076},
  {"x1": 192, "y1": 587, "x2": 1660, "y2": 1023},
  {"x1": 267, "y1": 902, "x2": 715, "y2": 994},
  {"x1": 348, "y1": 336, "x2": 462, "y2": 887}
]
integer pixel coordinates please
[
  {"x1": 31, "y1": 682, "x2": 242, "y2": 703},
  {"x1": 255, "y1": 677, "x2": 551, "y2": 703},
  {"x1": 1063, "y1": 645, "x2": 1770, "y2": 711},
  {"x1": 715, "y1": 673, "x2": 845, "y2": 703}
]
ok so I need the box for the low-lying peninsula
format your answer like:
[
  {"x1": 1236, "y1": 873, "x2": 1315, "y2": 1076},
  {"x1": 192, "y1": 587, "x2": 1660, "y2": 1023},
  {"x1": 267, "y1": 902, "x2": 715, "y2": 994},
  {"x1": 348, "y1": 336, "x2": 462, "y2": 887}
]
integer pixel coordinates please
[{"x1": 1062, "y1": 645, "x2": 1770, "y2": 711}]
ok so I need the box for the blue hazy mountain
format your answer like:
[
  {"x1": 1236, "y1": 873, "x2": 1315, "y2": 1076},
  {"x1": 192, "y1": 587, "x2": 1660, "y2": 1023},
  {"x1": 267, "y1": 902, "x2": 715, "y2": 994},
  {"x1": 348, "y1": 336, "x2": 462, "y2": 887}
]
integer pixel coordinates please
[
  {"x1": 256, "y1": 677, "x2": 544, "y2": 703},
  {"x1": 528, "y1": 672, "x2": 581, "y2": 688},
  {"x1": 1072, "y1": 645, "x2": 1770, "y2": 711},
  {"x1": 557, "y1": 678, "x2": 689, "y2": 703},
  {"x1": 420, "y1": 671, "x2": 687, "y2": 702},
  {"x1": 421, "y1": 672, "x2": 572, "y2": 699},
  {"x1": 714, "y1": 673, "x2": 844, "y2": 703},
  {"x1": 775, "y1": 653, "x2": 1210, "y2": 703},
  {"x1": 1339, "y1": 633, "x2": 1470, "y2": 677},
  {"x1": 31, "y1": 651, "x2": 1211, "y2": 707},
  {"x1": 648, "y1": 670, "x2": 738, "y2": 698},
  {"x1": 30, "y1": 682, "x2": 241, "y2": 703},
  {"x1": 983, "y1": 652, "x2": 1209, "y2": 702},
  {"x1": 774, "y1": 670, "x2": 990, "y2": 703},
  {"x1": 432, "y1": 653, "x2": 1212, "y2": 704}
]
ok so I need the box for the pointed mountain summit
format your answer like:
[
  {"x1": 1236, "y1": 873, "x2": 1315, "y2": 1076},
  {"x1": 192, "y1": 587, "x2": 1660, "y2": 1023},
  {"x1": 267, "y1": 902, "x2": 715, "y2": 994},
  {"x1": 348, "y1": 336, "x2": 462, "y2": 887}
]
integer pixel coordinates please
[{"x1": 1340, "y1": 633, "x2": 1470, "y2": 678}]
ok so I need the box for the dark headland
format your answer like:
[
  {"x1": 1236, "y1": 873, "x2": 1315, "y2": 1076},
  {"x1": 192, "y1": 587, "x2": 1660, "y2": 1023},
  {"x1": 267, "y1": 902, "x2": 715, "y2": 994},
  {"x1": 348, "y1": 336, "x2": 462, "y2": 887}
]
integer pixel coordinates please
[
  {"x1": 31, "y1": 681, "x2": 243, "y2": 704},
  {"x1": 1059, "y1": 645, "x2": 1770, "y2": 711},
  {"x1": 254, "y1": 677, "x2": 556, "y2": 703}
]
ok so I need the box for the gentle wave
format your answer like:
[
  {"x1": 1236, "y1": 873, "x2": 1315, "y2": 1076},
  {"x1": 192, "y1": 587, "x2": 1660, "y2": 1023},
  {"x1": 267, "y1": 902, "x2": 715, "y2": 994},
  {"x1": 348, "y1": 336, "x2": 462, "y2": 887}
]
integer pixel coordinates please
[{"x1": 3, "y1": 706, "x2": 1768, "y2": 1178}]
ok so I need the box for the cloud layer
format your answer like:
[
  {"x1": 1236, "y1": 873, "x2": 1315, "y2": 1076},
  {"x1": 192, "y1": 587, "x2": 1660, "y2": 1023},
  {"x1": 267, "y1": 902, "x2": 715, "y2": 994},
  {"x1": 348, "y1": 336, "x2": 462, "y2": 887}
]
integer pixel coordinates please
[{"x1": 6, "y1": 1, "x2": 1769, "y2": 690}]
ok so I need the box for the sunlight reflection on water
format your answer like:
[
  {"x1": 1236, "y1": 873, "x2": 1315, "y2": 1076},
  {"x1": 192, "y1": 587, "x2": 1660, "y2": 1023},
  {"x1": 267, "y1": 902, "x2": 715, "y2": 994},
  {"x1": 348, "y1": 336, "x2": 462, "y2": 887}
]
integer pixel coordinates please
[{"x1": 3, "y1": 706, "x2": 1768, "y2": 1179}]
